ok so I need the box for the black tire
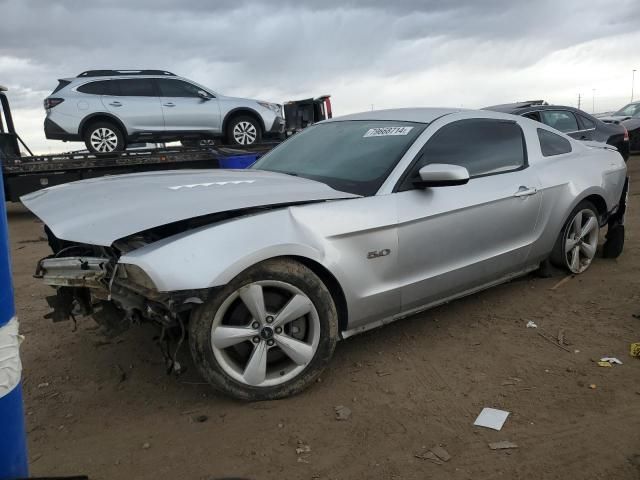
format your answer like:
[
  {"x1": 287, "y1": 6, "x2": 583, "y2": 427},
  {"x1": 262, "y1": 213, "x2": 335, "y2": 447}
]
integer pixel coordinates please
[
  {"x1": 226, "y1": 115, "x2": 262, "y2": 146},
  {"x1": 550, "y1": 200, "x2": 600, "y2": 273},
  {"x1": 603, "y1": 223, "x2": 624, "y2": 258},
  {"x1": 189, "y1": 258, "x2": 338, "y2": 401},
  {"x1": 84, "y1": 121, "x2": 125, "y2": 154}
]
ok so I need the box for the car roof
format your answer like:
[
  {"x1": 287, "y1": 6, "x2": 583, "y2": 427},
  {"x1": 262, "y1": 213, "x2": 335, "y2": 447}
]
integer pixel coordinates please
[{"x1": 327, "y1": 108, "x2": 466, "y2": 124}]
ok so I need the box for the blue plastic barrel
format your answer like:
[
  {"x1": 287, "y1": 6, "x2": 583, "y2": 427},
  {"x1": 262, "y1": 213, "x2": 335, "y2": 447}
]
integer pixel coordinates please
[
  {"x1": 0, "y1": 171, "x2": 29, "y2": 478},
  {"x1": 218, "y1": 154, "x2": 259, "y2": 169}
]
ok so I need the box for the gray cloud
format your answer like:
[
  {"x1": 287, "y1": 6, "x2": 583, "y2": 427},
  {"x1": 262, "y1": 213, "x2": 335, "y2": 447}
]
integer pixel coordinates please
[{"x1": 1, "y1": 0, "x2": 639, "y2": 152}]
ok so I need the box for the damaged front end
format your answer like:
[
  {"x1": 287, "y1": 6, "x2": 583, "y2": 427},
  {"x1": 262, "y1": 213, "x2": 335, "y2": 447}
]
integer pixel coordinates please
[{"x1": 35, "y1": 230, "x2": 211, "y2": 338}]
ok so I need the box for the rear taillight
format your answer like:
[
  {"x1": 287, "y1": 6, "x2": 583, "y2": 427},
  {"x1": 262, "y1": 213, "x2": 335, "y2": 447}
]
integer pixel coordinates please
[
  {"x1": 623, "y1": 126, "x2": 629, "y2": 142},
  {"x1": 44, "y1": 98, "x2": 64, "y2": 109}
]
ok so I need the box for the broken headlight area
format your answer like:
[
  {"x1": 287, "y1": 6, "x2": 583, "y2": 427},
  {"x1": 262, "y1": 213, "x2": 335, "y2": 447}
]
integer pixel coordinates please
[{"x1": 35, "y1": 253, "x2": 210, "y2": 334}]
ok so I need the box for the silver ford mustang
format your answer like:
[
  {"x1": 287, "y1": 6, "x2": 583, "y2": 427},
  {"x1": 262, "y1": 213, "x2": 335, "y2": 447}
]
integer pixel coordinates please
[{"x1": 23, "y1": 108, "x2": 628, "y2": 400}]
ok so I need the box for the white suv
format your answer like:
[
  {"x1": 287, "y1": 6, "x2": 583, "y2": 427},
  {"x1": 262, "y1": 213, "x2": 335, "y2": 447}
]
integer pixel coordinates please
[{"x1": 44, "y1": 70, "x2": 285, "y2": 153}]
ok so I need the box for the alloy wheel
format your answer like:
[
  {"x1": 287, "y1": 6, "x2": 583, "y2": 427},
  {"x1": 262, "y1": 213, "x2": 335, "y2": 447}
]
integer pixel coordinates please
[
  {"x1": 232, "y1": 121, "x2": 257, "y2": 145},
  {"x1": 90, "y1": 127, "x2": 118, "y2": 153},
  {"x1": 564, "y1": 209, "x2": 599, "y2": 273},
  {"x1": 210, "y1": 281, "x2": 320, "y2": 387}
]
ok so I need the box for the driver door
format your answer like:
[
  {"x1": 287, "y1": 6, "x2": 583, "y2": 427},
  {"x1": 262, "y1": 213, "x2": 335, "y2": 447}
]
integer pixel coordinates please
[{"x1": 395, "y1": 118, "x2": 542, "y2": 312}]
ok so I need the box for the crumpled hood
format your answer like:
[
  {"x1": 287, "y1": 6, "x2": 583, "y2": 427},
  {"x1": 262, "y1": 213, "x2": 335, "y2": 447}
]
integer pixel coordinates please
[{"x1": 21, "y1": 169, "x2": 357, "y2": 246}]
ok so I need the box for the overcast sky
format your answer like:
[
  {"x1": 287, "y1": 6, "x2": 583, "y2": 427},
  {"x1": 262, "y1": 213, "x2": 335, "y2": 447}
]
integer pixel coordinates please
[{"x1": 1, "y1": 0, "x2": 639, "y2": 153}]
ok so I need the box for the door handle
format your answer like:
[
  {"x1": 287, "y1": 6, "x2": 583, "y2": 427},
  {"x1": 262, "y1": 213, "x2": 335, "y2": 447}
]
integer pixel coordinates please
[
  {"x1": 109, "y1": 101, "x2": 122, "y2": 107},
  {"x1": 514, "y1": 186, "x2": 538, "y2": 197},
  {"x1": 163, "y1": 102, "x2": 176, "y2": 107}
]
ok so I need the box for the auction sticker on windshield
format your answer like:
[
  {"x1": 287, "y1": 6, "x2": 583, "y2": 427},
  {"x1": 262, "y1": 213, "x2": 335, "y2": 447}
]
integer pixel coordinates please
[{"x1": 363, "y1": 126, "x2": 414, "y2": 137}]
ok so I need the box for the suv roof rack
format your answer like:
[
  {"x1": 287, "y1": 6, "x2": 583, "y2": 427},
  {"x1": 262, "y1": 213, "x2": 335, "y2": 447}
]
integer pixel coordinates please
[{"x1": 77, "y1": 70, "x2": 176, "y2": 78}]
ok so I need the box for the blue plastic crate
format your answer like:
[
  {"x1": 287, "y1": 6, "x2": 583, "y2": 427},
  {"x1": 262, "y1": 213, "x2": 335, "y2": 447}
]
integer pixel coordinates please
[{"x1": 219, "y1": 154, "x2": 259, "y2": 169}]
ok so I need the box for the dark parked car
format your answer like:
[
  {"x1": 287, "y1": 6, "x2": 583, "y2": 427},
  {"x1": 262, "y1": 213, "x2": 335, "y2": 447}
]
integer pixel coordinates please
[
  {"x1": 597, "y1": 101, "x2": 640, "y2": 154},
  {"x1": 484, "y1": 101, "x2": 630, "y2": 160}
]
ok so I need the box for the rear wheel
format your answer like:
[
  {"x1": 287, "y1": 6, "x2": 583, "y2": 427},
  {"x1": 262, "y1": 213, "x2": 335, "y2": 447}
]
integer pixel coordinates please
[
  {"x1": 84, "y1": 121, "x2": 125, "y2": 154},
  {"x1": 189, "y1": 258, "x2": 338, "y2": 401},
  {"x1": 226, "y1": 115, "x2": 262, "y2": 146},
  {"x1": 551, "y1": 201, "x2": 600, "y2": 274}
]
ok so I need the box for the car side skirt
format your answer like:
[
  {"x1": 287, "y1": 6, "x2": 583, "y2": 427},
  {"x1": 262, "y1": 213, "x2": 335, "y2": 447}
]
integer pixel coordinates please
[{"x1": 341, "y1": 263, "x2": 540, "y2": 339}]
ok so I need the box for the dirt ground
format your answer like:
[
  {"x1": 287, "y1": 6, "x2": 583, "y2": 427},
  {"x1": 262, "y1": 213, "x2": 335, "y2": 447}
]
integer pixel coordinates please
[{"x1": 6, "y1": 158, "x2": 640, "y2": 480}]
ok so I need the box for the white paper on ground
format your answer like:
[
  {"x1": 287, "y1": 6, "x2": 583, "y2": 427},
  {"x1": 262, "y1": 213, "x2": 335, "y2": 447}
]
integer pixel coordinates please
[
  {"x1": 600, "y1": 357, "x2": 623, "y2": 365},
  {"x1": 473, "y1": 408, "x2": 510, "y2": 431}
]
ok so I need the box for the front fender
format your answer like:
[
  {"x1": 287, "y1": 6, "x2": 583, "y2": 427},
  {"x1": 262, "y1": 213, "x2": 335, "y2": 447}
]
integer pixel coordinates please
[{"x1": 119, "y1": 208, "x2": 325, "y2": 292}]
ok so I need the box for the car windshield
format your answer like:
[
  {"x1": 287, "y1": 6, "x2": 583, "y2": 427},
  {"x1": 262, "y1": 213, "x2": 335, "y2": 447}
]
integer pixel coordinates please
[
  {"x1": 251, "y1": 120, "x2": 427, "y2": 196},
  {"x1": 614, "y1": 103, "x2": 640, "y2": 117}
]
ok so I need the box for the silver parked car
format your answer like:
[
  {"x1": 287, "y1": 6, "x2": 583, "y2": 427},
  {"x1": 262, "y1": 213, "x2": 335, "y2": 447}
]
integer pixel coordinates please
[
  {"x1": 44, "y1": 70, "x2": 285, "y2": 153},
  {"x1": 24, "y1": 108, "x2": 627, "y2": 400}
]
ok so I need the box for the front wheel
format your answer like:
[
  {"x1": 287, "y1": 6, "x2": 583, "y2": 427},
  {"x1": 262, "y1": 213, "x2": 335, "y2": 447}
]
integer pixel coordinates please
[
  {"x1": 189, "y1": 258, "x2": 338, "y2": 401},
  {"x1": 551, "y1": 201, "x2": 600, "y2": 274},
  {"x1": 226, "y1": 116, "x2": 262, "y2": 146},
  {"x1": 84, "y1": 121, "x2": 125, "y2": 154}
]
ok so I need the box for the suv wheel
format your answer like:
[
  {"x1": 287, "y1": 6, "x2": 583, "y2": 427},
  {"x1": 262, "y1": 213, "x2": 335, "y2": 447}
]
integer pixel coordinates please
[
  {"x1": 84, "y1": 121, "x2": 125, "y2": 154},
  {"x1": 227, "y1": 116, "x2": 262, "y2": 146}
]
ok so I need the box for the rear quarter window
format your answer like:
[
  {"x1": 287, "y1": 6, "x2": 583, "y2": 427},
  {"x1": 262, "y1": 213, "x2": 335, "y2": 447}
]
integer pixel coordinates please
[
  {"x1": 538, "y1": 128, "x2": 572, "y2": 156},
  {"x1": 77, "y1": 80, "x2": 116, "y2": 95}
]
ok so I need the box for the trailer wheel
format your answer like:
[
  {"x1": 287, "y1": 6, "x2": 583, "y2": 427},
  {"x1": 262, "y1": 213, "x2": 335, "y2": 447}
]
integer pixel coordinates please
[
  {"x1": 84, "y1": 121, "x2": 125, "y2": 154},
  {"x1": 226, "y1": 115, "x2": 262, "y2": 146}
]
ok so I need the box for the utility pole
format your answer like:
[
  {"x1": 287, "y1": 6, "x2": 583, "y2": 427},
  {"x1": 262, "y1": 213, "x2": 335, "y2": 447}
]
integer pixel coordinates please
[
  {"x1": 592, "y1": 89, "x2": 596, "y2": 114},
  {"x1": 632, "y1": 69, "x2": 637, "y2": 102},
  {"x1": 578, "y1": 93, "x2": 581, "y2": 110}
]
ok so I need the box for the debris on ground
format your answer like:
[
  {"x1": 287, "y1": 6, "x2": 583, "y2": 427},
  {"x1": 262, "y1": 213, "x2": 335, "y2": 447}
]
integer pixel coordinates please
[
  {"x1": 474, "y1": 408, "x2": 510, "y2": 431},
  {"x1": 599, "y1": 357, "x2": 623, "y2": 366},
  {"x1": 415, "y1": 445, "x2": 451, "y2": 464},
  {"x1": 488, "y1": 441, "x2": 519, "y2": 450},
  {"x1": 589, "y1": 384, "x2": 597, "y2": 389},
  {"x1": 597, "y1": 361, "x2": 613, "y2": 368},
  {"x1": 295, "y1": 441, "x2": 311, "y2": 455},
  {"x1": 430, "y1": 446, "x2": 451, "y2": 462},
  {"x1": 526, "y1": 321, "x2": 537, "y2": 329},
  {"x1": 550, "y1": 275, "x2": 573, "y2": 290},
  {"x1": 630, "y1": 343, "x2": 640, "y2": 358},
  {"x1": 600, "y1": 357, "x2": 623, "y2": 365},
  {"x1": 334, "y1": 405, "x2": 352, "y2": 421},
  {"x1": 142, "y1": 442, "x2": 151, "y2": 450},
  {"x1": 191, "y1": 414, "x2": 208, "y2": 423},
  {"x1": 536, "y1": 330, "x2": 572, "y2": 353},
  {"x1": 37, "y1": 382, "x2": 49, "y2": 388}
]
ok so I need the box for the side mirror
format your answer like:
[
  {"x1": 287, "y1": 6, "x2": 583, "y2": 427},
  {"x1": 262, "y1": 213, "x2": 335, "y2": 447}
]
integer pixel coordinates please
[
  {"x1": 414, "y1": 163, "x2": 470, "y2": 188},
  {"x1": 197, "y1": 90, "x2": 211, "y2": 100}
]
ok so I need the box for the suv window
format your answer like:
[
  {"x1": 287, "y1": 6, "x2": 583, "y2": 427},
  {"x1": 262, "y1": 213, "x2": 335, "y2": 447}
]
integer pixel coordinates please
[
  {"x1": 578, "y1": 114, "x2": 596, "y2": 130},
  {"x1": 540, "y1": 110, "x2": 579, "y2": 133},
  {"x1": 115, "y1": 79, "x2": 156, "y2": 97},
  {"x1": 538, "y1": 128, "x2": 572, "y2": 156},
  {"x1": 403, "y1": 119, "x2": 526, "y2": 186},
  {"x1": 77, "y1": 80, "x2": 114, "y2": 95},
  {"x1": 157, "y1": 79, "x2": 204, "y2": 98}
]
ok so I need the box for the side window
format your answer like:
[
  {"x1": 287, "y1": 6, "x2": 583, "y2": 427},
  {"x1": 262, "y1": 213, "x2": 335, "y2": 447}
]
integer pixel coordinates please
[
  {"x1": 77, "y1": 80, "x2": 113, "y2": 95},
  {"x1": 538, "y1": 128, "x2": 572, "y2": 156},
  {"x1": 156, "y1": 79, "x2": 204, "y2": 98},
  {"x1": 403, "y1": 119, "x2": 526, "y2": 188},
  {"x1": 578, "y1": 114, "x2": 596, "y2": 130},
  {"x1": 540, "y1": 110, "x2": 579, "y2": 133},
  {"x1": 115, "y1": 79, "x2": 156, "y2": 97},
  {"x1": 523, "y1": 112, "x2": 541, "y2": 122}
]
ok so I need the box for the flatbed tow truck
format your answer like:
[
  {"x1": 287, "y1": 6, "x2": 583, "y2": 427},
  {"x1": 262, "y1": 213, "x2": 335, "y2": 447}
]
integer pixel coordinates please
[{"x1": 1, "y1": 86, "x2": 332, "y2": 202}]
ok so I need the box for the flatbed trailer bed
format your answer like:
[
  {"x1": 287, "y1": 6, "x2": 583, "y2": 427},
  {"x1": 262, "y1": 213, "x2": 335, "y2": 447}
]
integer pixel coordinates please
[{"x1": 1, "y1": 142, "x2": 279, "y2": 202}]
